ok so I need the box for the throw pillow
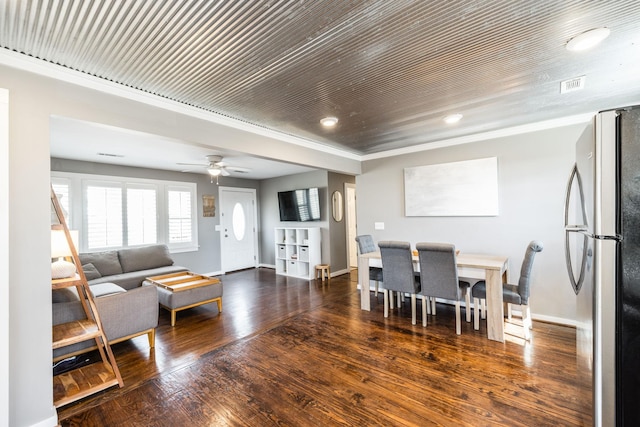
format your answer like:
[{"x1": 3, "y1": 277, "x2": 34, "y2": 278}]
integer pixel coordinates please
[{"x1": 82, "y1": 263, "x2": 102, "y2": 280}]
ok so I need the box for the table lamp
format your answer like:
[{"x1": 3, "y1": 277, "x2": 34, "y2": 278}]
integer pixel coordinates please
[{"x1": 51, "y1": 229, "x2": 79, "y2": 279}]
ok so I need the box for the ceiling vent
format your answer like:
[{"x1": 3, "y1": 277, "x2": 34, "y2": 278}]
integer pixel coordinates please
[
  {"x1": 97, "y1": 152, "x2": 124, "y2": 158},
  {"x1": 560, "y1": 76, "x2": 586, "y2": 94}
]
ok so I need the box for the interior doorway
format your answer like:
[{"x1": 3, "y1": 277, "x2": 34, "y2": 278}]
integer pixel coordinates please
[
  {"x1": 345, "y1": 183, "x2": 358, "y2": 268},
  {"x1": 218, "y1": 186, "x2": 258, "y2": 273}
]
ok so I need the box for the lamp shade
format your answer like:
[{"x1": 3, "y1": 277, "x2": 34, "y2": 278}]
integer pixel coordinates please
[
  {"x1": 51, "y1": 229, "x2": 79, "y2": 258},
  {"x1": 51, "y1": 230, "x2": 79, "y2": 279}
]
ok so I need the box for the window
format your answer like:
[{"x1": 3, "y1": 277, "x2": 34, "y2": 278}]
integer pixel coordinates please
[
  {"x1": 86, "y1": 183, "x2": 123, "y2": 249},
  {"x1": 167, "y1": 187, "x2": 192, "y2": 244},
  {"x1": 127, "y1": 186, "x2": 157, "y2": 246},
  {"x1": 51, "y1": 172, "x2": 198, "y2": 253}
]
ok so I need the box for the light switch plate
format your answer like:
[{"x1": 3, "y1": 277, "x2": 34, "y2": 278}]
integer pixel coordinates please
[
  {"x1": 215, "y1": 225, "x2": 221, "y2": 231},
  {"x1": 374, "y1": 222, "x2": 384, "y2": 230}
]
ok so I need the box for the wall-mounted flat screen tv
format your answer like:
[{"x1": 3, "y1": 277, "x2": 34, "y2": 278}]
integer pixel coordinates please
[{"x1": 278, "y1": 188, "x2": 321, "y2": 222}]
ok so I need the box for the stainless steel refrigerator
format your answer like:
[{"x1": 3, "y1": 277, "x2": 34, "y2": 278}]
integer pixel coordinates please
[{"x1": 565, "y1": 106, "x2": 640, "y2": 426}]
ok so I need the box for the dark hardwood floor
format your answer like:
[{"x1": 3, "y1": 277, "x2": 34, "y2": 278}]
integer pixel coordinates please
[{"x1": 57, "y1": 268, "x2": 591, "y2": 426}]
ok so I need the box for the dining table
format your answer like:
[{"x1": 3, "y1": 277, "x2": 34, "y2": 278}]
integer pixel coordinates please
[{"x1": 358, "y1": 251, "x2": 509, "y2": 342}]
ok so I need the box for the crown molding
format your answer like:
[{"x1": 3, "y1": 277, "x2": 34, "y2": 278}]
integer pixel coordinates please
[{"x1": 362, "y1": 113, "x2": 595, "y2": 161}]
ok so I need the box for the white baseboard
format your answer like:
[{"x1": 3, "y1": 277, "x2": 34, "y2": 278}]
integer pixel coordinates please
[
  {"x1": 330, "y1": 268, "x2": 349, "y2": 277},
  {"x1": 259, "y1": 264, "x2": 275, "y2": 269},
  {"x1": 203, "y1": 270, "x2": 224, "y2": 277}
]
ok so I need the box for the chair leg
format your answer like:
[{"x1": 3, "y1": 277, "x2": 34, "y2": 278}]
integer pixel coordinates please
[
  {"x1": 421, "y1": 296, "x2": 427, "y2": 327},
  {"x1": 481, "y1": 299, "x2": 486, "y2": 319},
  {"x1": 474, "y1": 297, "x2": 480, "y2": 330},
  {"x1": 411, "y1": 294, "x2": 417, "y2": 325},
  {"x1": 507, "y1": 303, "x2": 512, "y2": 320},
  {"x1": 383, "y1": 290, "x2": 389, "y2": 318},
  {"x1": 522, "y1": 304, "x2": 532, "y2": 341},
  {"x1": 455, "y1": 301, "x2": 461, "y2": 335},
  {"x1": 425, "y1": 297, "x2": 431, "y2": 315},
  {"x1": 465, "y1": 289, "x2": 471, "y2": 323},
  {"x1": 389, "y1": 291, "x2": 394, "y2": 309},
  {"x1": 397, "y1": 291, "x2": 402, "y2": 307},
  {"x1": 431, "y1": 297, "x2": 436, "y2": 315},
  {"x1": 374, "y1": 281, "x2": 379, "y2": 297}
]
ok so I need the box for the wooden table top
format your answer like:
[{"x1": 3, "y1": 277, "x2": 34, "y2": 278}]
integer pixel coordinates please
[
  {"x1": 359, "y1": 251, "x2": 508, "y2": 272},
  {"x1": 145, "y1": 271, "x2": 221, "y2": 292}
]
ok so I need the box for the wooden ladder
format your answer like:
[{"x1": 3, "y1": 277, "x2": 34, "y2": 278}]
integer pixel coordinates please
[{"x1": 50, "y1": 187, "x2": 123, "y2": 408}]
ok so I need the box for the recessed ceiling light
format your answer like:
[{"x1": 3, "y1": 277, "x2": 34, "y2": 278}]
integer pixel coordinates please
[
  {"x1": 320, "y1": 116, "x2": 339, "y2": 127},
  {"x1": 443, "y1": 114, "x2": 463, "y2": 124},
  {"x1": 566, "y1": 27, "x2": 610, "y2": 52}
]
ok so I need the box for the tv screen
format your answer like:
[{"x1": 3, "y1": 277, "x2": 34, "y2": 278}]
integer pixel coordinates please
[{"x1": 278, "y1": 188, "x2": 321, "y2": 222}]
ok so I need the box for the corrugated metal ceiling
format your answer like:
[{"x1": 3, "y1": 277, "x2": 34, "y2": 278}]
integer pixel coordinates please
[{"x1": 2, "y1": 0, "x2": 640, "y2": 155}]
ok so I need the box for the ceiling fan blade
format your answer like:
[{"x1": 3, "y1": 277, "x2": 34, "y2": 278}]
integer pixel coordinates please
[
  {"x1": 220, "y1": 168, "x2": 231, "y2": 177},
  {"x1": 177, "y1": 162, "x2": 208, "y2": 167},
  {"x1": 225, "y1": 166, "x2": 251, "y2": 173}
]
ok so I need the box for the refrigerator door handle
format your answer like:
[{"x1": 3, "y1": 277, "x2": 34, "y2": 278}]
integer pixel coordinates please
[
  {"x1": 564, "y1": 163, "x2": 590, "y2": 294},
  {"x1": 564, "y1": 164, "x2": 589, "y2": 228}
]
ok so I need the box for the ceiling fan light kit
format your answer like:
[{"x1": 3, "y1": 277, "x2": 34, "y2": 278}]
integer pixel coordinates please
[
  {"x1": 207, "y1": 167, "x2": 222, "y2": 176},
  {"x1": 177, "y1": 154, "x2": 251, "y2": 178}
]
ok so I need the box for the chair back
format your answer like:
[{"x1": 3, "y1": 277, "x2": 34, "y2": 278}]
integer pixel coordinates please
[
  {"x1": 378, "y1": 241, "x2": 419, "y2": 293},
  {"x1": 356, "y1": 235, "x2": 377, "y2": 254},
  {"x1": 517, "y1": 240, "x2": 544, "y2": 304},
  {"x1": 416, "y1": 242, "x2": 460, "y2": 301}
]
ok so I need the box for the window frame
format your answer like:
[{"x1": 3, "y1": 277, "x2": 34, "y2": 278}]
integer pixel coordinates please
[{"x1": 51, "y1": 171, "x2": 198, "y2": 253}]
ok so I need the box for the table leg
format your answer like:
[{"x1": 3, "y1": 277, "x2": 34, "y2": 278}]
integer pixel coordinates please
[
  {"x1": 485, "y1": 269, "x2": 505, "y2": 342},
  {"x1": 358, "y1": 255, "x2": 371, "y2": 311}
]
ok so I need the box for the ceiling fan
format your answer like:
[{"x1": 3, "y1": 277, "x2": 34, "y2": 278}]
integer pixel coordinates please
[{"x1": 178, "y1": 155, "x2": 250, "y2": 177}]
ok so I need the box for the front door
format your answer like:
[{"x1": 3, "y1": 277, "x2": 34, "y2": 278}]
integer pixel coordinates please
[{"x1": 219, "y1": 187, "x2": 257, "y2": 272}]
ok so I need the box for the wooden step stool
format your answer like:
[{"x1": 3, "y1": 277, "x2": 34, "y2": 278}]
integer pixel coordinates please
[{"x1": 315, "y1": 264, "x2": 330, "y2": 281}]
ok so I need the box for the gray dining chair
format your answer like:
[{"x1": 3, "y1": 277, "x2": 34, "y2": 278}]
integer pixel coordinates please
[
  {"x1": 416, "y1": 242, "x2": 470, "y2": 334},
  {"x1": 355, "y1": 235, "x2": 383, "y2": 296},
  {"x1": 378, "y1": 241, "x2": 421, "y2": 325},
  {"x1": 471, "y1": 240, "x2": 543, "y2": 340}
]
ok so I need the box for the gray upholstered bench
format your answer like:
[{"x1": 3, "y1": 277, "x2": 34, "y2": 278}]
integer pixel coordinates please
[{"x1": 143, "y1": 272, "x2": 223, "y2": 326}]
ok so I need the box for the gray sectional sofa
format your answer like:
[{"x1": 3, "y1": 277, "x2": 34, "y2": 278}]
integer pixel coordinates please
[{"x1": 52, "y1": 244, "x2": 188, "y2": 360}]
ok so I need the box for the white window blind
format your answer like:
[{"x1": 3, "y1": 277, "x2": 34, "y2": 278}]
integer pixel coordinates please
[
  {"x1": 51, "y1": 179, "x2": 71, "y2": 225},
  {"x1": 127, "y1": 186, "x2": 157, "y2": 246},
  {"x1": 52, "y1": 172, "x2": 198, "y2": 252},
  {"x1": 168, "y1": 189, "x2": 192, "y2": 243},
  {"x1": 86, "y1": 184, "x2": 123, "y2": 249}
]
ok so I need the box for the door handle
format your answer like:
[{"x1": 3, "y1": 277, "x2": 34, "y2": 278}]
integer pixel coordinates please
[{"x1": 565, "y1": 225, "x2": 588, "y2": 233}]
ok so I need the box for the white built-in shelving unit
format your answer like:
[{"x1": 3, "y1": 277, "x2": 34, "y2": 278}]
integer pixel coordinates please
[{"x1": 274, "y1": 227, "x2": 321, "y2": 280}]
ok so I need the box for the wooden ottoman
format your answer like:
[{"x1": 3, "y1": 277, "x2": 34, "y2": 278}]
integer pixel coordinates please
[{"x1": 144, "y1": 272, "x2": 223, "y2": 326}]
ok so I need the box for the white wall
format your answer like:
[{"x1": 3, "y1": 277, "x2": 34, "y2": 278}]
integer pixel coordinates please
[
  {"x1": 5, "y1": 80, "x2": 57, "y2": 425},
  {"x1": 1, "y1": 89, "x2": 10, "y2": 427},
  {"x1": 356, "y1": 122, "x2": 593, "y2": 324}
]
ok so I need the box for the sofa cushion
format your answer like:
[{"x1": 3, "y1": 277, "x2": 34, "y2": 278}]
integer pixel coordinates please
[
  {"x1": 88, "y1": 265, "x2": 189, "y2": 291},
  {"x1": 90, "y1": 282, "x2": 126, "y2": 298},
  {"x1": 79, "y1": 251, "x2": 122, "y2": 276},
  {"x1": 82, "y1": 263, "x2": 102, "y2": 280},
  {"x1": 118, "y1": 244, "x2": 174, "y2": 273}
]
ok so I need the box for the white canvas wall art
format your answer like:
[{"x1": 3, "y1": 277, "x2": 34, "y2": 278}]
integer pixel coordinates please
[{"x1": 404, "y1": 157, "x2": 499, "y2": 216}]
